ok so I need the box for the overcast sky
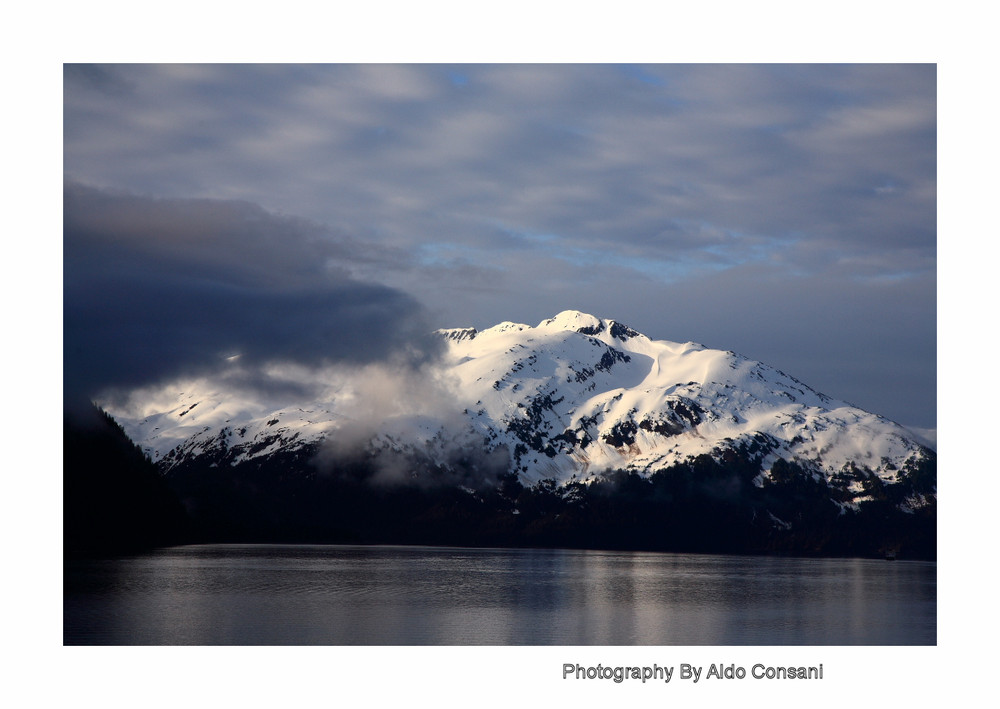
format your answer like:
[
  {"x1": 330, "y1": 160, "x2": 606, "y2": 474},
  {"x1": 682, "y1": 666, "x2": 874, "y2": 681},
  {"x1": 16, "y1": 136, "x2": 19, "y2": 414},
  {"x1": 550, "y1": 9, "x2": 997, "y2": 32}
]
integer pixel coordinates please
[{"x1": 63, "y1": 63, "x2": 936, "y2": 431}]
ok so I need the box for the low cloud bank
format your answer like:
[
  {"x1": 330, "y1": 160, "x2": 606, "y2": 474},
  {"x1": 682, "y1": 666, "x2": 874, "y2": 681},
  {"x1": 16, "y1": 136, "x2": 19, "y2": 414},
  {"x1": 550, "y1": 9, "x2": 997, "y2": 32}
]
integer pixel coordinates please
[
  {"x1": 64, "y1": 181, "x2": 444, "y2": 409},
  {"x1": 311, "y1": 361, "x2": 511, "y2": 489}
]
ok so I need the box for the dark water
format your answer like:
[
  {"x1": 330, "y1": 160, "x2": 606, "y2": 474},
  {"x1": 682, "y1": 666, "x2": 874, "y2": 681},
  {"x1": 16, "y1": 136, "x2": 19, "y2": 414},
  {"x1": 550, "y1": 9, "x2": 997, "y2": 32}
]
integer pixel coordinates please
[{"x1": 63, "y1": 544, "x2": 935, "y2": 645}]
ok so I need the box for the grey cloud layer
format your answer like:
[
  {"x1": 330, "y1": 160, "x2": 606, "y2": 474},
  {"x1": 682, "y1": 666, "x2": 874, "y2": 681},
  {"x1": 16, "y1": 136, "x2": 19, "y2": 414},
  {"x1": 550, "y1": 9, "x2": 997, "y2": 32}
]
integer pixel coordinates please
[
  {"x1": 63, "y1": 64, "x2": 935, "y2": 427},
  {"x1": 64, "y1": 64, "x2": 934, "y2": 266}
]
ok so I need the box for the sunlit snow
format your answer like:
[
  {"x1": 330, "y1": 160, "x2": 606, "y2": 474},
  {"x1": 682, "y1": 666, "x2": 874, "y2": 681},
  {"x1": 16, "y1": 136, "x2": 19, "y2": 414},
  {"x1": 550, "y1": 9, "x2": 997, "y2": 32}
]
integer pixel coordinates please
[{"x1": 102, "y1": 310, "x2": 933, "y2": 489}]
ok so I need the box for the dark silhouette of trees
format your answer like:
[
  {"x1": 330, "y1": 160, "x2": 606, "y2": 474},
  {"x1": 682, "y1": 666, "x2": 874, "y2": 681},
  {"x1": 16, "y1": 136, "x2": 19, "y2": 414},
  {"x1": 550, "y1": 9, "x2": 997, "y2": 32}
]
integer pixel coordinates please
[{"x1": 64, "y1": 403, "x2": 190, "y2": 557}]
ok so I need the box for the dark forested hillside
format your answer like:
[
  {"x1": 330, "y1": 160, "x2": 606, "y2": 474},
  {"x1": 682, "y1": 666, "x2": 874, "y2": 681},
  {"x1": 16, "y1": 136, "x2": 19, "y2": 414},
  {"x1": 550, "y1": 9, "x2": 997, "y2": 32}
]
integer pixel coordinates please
[
  {"x1": 62, "y1": 398, "x2": 935, "y2": 560},
  {"x1": 160, "y1": 445, "x2": 936, "y2": 560},
  {"x1": 64, "y1": 404, "x2": 190, "y2": 557}
]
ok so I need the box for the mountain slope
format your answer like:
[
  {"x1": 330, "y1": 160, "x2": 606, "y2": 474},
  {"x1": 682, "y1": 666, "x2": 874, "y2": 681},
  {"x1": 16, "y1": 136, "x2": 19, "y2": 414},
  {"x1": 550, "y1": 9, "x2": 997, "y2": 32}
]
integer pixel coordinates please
[
  {"x1": 106, "y1": 310, "x2": 933, "y2": 513},
  {"x1": 95, "y1": 310, "x2": 936, "y2": 557},
  {"x1": 436, "y1": 311, "x2": 931, "y2": 502}
]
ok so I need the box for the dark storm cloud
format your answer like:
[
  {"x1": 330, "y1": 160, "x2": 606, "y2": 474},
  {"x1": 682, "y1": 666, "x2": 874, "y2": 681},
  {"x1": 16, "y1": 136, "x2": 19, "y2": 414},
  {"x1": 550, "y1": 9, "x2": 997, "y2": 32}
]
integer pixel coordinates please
[{"x1": 63, "y1": 182, "x2": 443, "y2": 403}]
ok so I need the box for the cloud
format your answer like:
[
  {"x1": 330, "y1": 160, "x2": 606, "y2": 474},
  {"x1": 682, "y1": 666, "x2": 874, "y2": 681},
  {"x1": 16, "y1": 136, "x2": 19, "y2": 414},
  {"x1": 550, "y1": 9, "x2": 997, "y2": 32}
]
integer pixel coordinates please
[
  {"x1": 64, "y1": 63, "x2": 136, "y2": 97},
  {"x1": 310, "y1": 359, "x2": 511, "y2": 488},
  {"x1": 63, "y1": 64, "x2": 935, "y2": 429},
  {"x1": 63, "y1": 64, "x2": 935, "y2": 267},
  {"x1": 63, "y1": 181, "x2": 443, "y2": 405}
]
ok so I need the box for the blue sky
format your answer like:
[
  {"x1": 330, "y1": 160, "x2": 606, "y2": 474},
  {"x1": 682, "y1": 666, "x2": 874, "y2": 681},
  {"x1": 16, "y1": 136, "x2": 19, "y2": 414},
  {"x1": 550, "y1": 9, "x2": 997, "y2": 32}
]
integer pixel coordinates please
[{"x1": 63, "y1": 63, "x2": 936, "y2": 430}]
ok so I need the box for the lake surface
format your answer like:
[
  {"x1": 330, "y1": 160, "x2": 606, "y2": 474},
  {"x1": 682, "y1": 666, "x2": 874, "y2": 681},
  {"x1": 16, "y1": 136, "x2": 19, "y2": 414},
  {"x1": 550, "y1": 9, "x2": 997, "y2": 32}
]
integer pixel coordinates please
[{"x1": 63, "y1": 544, "x2": 935, "y2": 645}]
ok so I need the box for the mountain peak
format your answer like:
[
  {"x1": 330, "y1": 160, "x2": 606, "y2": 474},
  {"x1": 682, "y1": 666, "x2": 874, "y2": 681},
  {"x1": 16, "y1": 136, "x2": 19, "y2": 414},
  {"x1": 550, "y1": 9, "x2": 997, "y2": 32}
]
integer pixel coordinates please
[
  {"x1": 106, "y1": 308, "x2": 934, "y2": 512},
  {"x1": 537, "y1": 310, "x2": 644, "y2": 342},
  {"x1": 538, "y1": 310, "x2": 602, "y2": 331},
  {"x1": 479, "y1": 321, "x2": 531, "y2": 337}
]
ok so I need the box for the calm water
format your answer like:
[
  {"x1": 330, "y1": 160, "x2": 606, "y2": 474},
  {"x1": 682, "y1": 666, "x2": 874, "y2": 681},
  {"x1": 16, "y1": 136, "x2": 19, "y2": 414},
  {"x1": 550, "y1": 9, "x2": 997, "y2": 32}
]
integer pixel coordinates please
[{"x1": 63, "y1": 544, "x2": 935, "y2": 645}]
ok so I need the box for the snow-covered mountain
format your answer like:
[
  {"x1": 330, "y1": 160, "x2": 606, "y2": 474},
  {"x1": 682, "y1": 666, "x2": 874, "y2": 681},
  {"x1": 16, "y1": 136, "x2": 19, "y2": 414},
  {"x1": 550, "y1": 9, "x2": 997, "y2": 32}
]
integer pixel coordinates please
[{"x1": 104, "y1": 310, "x2": 934, "y2": 509}]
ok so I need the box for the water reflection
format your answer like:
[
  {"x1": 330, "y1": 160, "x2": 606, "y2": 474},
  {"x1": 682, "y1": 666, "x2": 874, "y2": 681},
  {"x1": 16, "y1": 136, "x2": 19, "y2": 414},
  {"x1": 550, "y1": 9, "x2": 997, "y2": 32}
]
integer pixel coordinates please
[{"x1": 64, "y1": 545, "x2": 936, "y2": 645}]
